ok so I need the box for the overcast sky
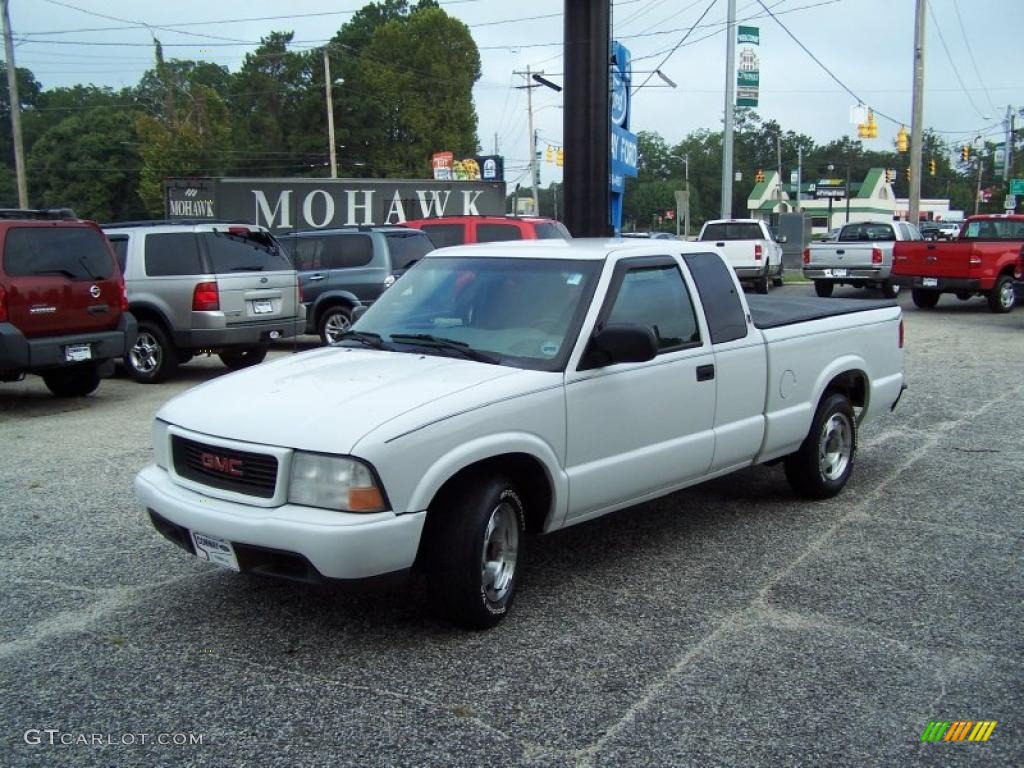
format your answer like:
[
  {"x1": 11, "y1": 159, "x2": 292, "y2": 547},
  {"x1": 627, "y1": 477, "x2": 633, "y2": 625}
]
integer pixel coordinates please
[{"x1": 7, "y1": 0, "x2": 1023, "y2": 187}]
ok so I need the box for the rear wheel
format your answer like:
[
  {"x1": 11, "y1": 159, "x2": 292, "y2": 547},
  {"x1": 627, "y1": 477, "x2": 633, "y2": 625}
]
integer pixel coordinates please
[
  {"x1": 755, "y1": 268, "x2": 769, "y2": 294},
  {"x1": 772, "y1": 263, "x2": 785, "y2": 287},
  {"x1": 987, "y1": 274, "x2": 1015, "y2": 313},
  {"x1": 423, "y1": 474, "x2": 525, "y2": 629},
  {"x1": 126, "y1": 321, "x2": 177, "y2": 383},
  {"x1": 955, "y1": 291, "x2": 972, "y2": 301},
  {"x1": 879, "y1": 280, "x2": 901, "y2": 299},
  {"x1": 219, "y1": 346, "x2": 268, "y2": 370},
  {"x1": 318, "y1": 306, "x2": 352, "y2": 345},
  {"x1": 784, "y1": 392, "x2": 856, "y2": 499},
  {"x1": 814, "y1": 280, "x2": 834, "y2": 298},
  {"x1": 42, "y1": 364, "x2": 101, "y2": 397},
  {"x1": 911, "y1": 288, "x2": 940, "y2": 309}
]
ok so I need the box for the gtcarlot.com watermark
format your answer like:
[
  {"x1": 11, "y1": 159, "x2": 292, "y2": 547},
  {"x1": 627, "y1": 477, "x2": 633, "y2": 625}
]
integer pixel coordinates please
[{"x1": 24, "y1": 729, "x2": 203, "y2": 747}]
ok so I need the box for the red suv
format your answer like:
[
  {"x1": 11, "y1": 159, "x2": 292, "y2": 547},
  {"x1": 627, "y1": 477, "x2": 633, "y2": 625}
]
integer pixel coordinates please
[
  {"x1": 404, "y1": 215, "x2": 571, "y2": 248},
  {"x1": 0, "y1": 209, "x2": 136, "y2": 396}
]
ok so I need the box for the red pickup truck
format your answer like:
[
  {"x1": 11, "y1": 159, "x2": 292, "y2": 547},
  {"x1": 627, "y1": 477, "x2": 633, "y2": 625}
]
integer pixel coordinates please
[{"x1": 892, "y1": 214, "x2": 1023, "y2": 313}]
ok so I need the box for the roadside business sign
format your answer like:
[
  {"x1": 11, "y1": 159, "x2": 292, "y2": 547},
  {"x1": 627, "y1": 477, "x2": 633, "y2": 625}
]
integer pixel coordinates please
[
  {"x1": 1009, "y1": 178, "x2": 1024, "y2": 195},
  {"x1": 815, "y1": 185, "x2": 847, "y2": 199},
  {"x1": 432, "y1": 152, "x2": 454, "y2": 181},
  {"x1": 165, "y1": 177, "x2": 216, "y2": 218},
  {"x1": 736, "y1": 26, "x2": 760, "y2": 107},
  {"x1": 609, "y1": 40, "x2": 638, "y2": 232}
]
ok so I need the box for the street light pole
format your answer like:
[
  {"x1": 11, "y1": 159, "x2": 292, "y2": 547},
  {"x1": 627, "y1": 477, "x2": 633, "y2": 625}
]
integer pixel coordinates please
[
  {"x1": 908, "y1": 0, "x2": 926, "y2": 224},
  {"x1": 323, "y1": 48, "x2": 338, "y2": 179},
  {"x1": 1, "y1": 0, "x2": 28, "y2": 207},
  {"x1": 720, "y1": 0, "x2": 737, "y2": 218}
]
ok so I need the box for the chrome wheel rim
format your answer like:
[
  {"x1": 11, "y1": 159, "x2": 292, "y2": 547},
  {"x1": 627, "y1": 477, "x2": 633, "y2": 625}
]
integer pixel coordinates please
[
  {"x1": 481, "y1": 502, "x2": 519, "y2": 605},
  {"x1": 999, "y1": 280, "x2": 1014, "y2": 309},
  {"x1": 819, "y1": 413, "x2": 852, "y2": 481},
  {"x1": 129, "y1": 331, "x2": 161, "y2": 374},
  {"x1": 324, "y1": 312, "x2": 351, "y2": 343},
  {"x1": 890, "y1": 283, "x2": 901, "y2": 296}
]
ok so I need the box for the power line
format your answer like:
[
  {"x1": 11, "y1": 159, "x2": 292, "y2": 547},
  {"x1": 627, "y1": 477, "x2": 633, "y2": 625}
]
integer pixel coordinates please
[
  {"x1": 926, "y1": 2, "x2": 987, "y2": 121},
  {"x1": 632, "y1": 0, "x2": 719, "y2": 95},
  {"x1": 950, "y1": 0, "x2": 996, "y2": 114},
  {"x1": 37, "y1": 0, "x2": 253, "y2": 44}
]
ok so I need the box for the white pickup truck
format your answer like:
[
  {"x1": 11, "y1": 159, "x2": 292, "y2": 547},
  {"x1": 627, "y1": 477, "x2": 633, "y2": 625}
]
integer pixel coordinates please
[
  {"x1": 803, "y1": 220, "x2": 923, "y2": 299},
  {"x1": 697, "y1": 218, "x2": 785, "y2": 293},
  {"x1": 135, "y1": 240, "x2": 906, "y2": 628}
]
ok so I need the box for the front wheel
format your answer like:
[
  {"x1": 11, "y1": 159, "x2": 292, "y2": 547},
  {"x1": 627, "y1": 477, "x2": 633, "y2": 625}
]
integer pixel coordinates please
[
  {"x1": 42, "y1": 364, "x2": 101, "y2": 397},
  {"x1": 784, "y1": 392, "x2": 856, "y2": 499},
  {"x1": 911, "y1": 288, "x2": 940, "y2": 309},
  {"x1": 987, "y1": 274, "x2": 1015, "y2": 313},
  {"x1": 814, "y1": 280, "x2": 834, "y2": 298},
  {"x1": 879, "y1": 280, "x2": 901, "y2": 299},
  {"x1": 219, "y1": 346, "x2": 268, "y2": 370},
  {"x1": 318, "y1": 306, "x2": 353, "y2": 345},
  {"x1": 423, "y1": 475, "x2": 526, "y2": 629}
]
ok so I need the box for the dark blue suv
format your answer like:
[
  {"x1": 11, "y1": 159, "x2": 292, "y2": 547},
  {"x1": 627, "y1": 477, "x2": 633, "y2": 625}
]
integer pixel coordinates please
[{"x1": 277, "y1": 227, "x2": 433, "y2": 344}]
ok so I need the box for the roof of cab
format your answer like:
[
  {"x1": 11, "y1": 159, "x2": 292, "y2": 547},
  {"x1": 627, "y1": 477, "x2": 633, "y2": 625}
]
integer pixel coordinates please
[{"x1": 423, "y1": 237, "x2": 713, "y2": 261}]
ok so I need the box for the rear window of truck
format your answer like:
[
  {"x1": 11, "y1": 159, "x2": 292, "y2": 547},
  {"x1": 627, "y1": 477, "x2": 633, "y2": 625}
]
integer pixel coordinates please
[
  {"x1": 699, "y1": 223, "x2": 764, "y2": 241},
  {"x1": 962, "y1": 219, "x2": 1024, "y2": 240},
  {"x1": 3, "y1": 226, "x2": 114, "y2": 279},
  {"x1": 838, "y1": 223, "x2": 895, "y2": 241}
]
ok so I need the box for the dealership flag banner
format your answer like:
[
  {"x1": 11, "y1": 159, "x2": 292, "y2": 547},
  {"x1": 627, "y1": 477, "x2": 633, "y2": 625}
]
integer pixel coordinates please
[{"x1": 736, "y1": 26, "x2": 760, "y2": 107}]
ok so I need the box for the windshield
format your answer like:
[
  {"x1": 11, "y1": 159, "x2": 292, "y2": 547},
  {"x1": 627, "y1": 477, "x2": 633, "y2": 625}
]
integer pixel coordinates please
[{"x1": 352, "y1": 256, "x2": 601, "y2": 371}]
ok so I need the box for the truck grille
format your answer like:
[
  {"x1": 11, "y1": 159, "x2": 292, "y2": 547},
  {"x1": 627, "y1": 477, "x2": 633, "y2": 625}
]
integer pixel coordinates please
[{"x1": 171, "y1": 436, "x2": 278, "y2": 499}]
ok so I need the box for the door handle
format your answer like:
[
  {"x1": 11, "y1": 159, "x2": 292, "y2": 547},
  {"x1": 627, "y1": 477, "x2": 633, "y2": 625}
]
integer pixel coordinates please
[
  {"x1": 836, "y1": 249, "x2": 845, "y2": 255},
  {"x1": 696, "y1": 364, "x2": 715, "y2": 382},
  {"x1": 715, "y1": 242, "x2": 725, "y2": 247},
  {"x1": 307, "y1": 274, "x2": 326, "y2": 281}
]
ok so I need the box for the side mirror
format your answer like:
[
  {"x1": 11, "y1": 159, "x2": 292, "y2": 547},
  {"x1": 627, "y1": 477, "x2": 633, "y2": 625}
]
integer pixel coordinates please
[
  {"x1": 777, "y1": 235, "x2": 788, "y2": 244},
  {"x1": 581, "y1": 323, "x2": 658, "y2": 369}
]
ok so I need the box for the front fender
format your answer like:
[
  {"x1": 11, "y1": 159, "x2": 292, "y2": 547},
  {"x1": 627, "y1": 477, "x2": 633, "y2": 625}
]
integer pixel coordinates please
[{"x1": 405, "y1": 431, "x2": 568, "y2": 532}]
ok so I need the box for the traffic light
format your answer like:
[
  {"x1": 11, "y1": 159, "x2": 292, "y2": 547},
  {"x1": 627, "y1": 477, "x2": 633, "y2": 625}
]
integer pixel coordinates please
[
  {"x1": 884, "y1": 169, "x2": 894, "y2": 183},
  {"x1": 556, "y1": 147, "x2": 564, "y2": 168},
  {"x1": 896, "y1": 125, "x2": 909, "y2": 153},
  {"x1": 856, "y1": 108, "x2": 878, "y2": 139},
  {"x1": 545, "y1": 145, "x2": 554, "y2": 163},
  {"x1": 929, "y1": 158, "x2": 936, "y2": 176},
  {"x1": 755, "y1": 169, "x2": 765, "y2": 183},
  {"x1": 961, "y1": 145, "x2": 971, "y2": 162}
]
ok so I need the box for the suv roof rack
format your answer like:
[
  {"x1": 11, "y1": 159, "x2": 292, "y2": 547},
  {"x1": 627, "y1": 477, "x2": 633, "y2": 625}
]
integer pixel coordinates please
[
  {"x1": 102, "y1": 219, "x2": 255, "y2": 228},
  {"x1": 0, "y1": 208, "x2": 79, "y2": 221}
]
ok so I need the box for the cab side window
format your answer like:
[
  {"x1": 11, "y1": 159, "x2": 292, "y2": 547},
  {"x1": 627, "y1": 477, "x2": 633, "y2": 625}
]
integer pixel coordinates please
[{"x1": 605, "y1": 264, "x2": 700, "y2": 352}]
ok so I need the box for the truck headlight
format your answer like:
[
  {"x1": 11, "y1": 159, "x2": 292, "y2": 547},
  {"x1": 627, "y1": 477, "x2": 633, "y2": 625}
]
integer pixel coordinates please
[
  {"x1": 153, "y1": 419, "x2": 170, "y2": 469},
  {"x1": 288, "y1": 452, "x2": 388, "y2": 512}
]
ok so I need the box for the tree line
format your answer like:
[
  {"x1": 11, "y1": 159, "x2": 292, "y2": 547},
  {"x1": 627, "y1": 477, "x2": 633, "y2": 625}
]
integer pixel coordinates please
[{"x1": 0, "y1": 0, "x2": 479, "y2": 221}]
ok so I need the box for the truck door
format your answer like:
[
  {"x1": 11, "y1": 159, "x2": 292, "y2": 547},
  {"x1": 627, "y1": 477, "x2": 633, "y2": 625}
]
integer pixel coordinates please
[
  {"x1": 682, "y1": 252, "x2": 767, "y2": 472},
  {"x1": 563, "y1": 256, "x2": 716, "y2": 520}
]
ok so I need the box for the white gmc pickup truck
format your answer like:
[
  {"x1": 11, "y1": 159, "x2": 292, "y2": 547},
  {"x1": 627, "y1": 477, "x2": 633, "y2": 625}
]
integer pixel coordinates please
[{"x1": 135, "y1": 240, "x2": 906, "y2": 628}]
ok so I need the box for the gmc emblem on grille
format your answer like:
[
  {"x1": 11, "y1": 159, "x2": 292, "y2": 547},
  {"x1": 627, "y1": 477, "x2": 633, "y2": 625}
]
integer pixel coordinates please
[{"x1": 200, "y1": 452, "x2": 244, "y2": 477}]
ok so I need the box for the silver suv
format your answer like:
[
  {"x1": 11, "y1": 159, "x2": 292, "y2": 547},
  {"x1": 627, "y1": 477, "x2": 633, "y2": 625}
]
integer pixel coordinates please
[{"x1": 104, "y1": 221, "x2": 304, "y2": 383}]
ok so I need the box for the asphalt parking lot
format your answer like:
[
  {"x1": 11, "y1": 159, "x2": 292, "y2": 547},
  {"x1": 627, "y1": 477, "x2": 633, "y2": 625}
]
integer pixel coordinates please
[{"x1": 1, "y1": 285, "x2": 1021, "y2": 767}]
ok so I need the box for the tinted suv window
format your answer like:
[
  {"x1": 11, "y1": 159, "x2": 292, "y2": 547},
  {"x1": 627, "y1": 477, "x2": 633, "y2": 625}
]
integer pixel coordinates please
[
  {"x1": 145, "y1": 233, "x2": 203, "y2": 276},
  {"x1": 606, "y1": 264, "x2": 700, "y2": 351},
  {"x1": 385, "y1": 231, "x2": 434, "y2": 270},
  {"x1": 838, "y1": 223, "x2": 895, "y2": 241},
  {"x1": 323, "y1": 234, "x2": 373, "y2": 269},
  {"x1": 533, "y1": 221, "x2": 572, "y2": 239},
  {"x1": 3, "y1": 227, "x2": 114, "y2": 279},
  {"x1": 477, "y1": 223, "x2": 522, "y2": 243},
  {"x1": 700, "y1": 223, "x2": 764, "y2": 241},
  {"x1": 202, "y1": 231, "x2": 292, "y2": 273},
  {"x1": 420, "y1": 224, "x2": 464, "y2": 248},
  {"x1": 107, "y1": 235, "x2": 128, "y2": 273}
]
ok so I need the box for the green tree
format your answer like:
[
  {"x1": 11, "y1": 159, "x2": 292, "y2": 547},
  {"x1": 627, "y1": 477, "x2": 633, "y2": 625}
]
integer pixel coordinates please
[{"x1": 27, "y1": 108, "x2": 145, "y2": 221}]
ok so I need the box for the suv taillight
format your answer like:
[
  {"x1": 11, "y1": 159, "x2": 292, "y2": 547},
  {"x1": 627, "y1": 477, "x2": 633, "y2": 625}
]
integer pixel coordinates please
[
  {"x1": 754, "y1": 244, "x2": 763, "y2": 260},
  {"x1": 192, "y1": 281, "x2": 219, "y2": 311},
  {"x1": 0, "y1": 285, "x2": 7, "y2": 323},
  {"x1": 802, "y1": 248, "x2": 810, "y2": 265},
  {"x1": 871, "y1": 247, "x2": 883, "y2": 265},
  {"x1": 118, "y1": 277, "x2": 129, "y2": 311}
]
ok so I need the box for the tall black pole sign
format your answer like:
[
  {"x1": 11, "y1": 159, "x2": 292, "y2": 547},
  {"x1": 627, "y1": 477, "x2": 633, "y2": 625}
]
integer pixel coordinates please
[{"x1": 563, "y1": 1, "x2": 611, "y2": 237}]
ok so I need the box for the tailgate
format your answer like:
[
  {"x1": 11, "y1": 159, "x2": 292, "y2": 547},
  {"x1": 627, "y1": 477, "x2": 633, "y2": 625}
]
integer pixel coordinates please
[
  {"x1": 893, "y1": 241, "x2": 972, "y2": 278},
  {"x1": 2, "y1": 225, "x2": 121, "y2": 338},
  {"x1": 808, "y1": 243, "x2": 880, "y2": 269},
  {"x1": 705, "y1": 240, "x2": 761, "y2": 269}
]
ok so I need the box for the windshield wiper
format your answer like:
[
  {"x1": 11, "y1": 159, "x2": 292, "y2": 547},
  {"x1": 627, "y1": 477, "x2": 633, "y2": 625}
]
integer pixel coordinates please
[
  {"x1": 389, "y1": 333, "x2": 500, "y2": 364},
  {"x1": 77, "y1": 255, "x2": 102, "y2": 281},
  {"x1": 335, "y1": 330, "x2": 390, "y2": 350}
]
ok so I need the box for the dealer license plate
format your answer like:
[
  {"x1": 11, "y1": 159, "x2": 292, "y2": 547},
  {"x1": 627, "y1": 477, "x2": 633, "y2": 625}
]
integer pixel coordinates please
[
  {"x1": 922, "y1": 277, "x2": 938, "y2": 287},
  {"x1": 190, "y1": 531, "x2": 240, "y2": 571},
  {"x1": 64, "y1": 344, "x2": 91, "y2": 362},
  {"x1": 252, "y1": 299, "x2": 274, "y2": 315},
  {"x1": 832, "y1": 268, "x2": 848, "y2": 277}
]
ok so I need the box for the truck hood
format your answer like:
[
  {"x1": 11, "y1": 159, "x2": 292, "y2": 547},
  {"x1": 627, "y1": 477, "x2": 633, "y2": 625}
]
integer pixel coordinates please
[{"x1": 156, "y1": 347, "x2": 525, "y2": 454}]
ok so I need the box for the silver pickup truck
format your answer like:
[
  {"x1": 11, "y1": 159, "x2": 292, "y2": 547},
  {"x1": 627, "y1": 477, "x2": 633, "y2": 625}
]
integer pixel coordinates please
[{"x1": 803, "y1": 220, "x2": 923, "y2": 298}]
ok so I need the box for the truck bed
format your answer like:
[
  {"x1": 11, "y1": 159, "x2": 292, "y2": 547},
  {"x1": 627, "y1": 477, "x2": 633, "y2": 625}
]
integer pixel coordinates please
[{"x1": 746, "y1": 295, "x2": 896, "y2": 329}]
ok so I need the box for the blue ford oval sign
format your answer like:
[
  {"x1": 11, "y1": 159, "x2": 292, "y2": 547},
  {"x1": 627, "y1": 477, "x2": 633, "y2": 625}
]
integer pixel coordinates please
[{"x1": 611, "y1": 68, "x2": 627, "y2": 127}]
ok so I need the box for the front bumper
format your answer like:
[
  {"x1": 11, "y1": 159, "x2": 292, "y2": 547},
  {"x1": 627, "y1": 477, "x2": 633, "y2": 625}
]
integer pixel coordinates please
[{"x1": 134, "y1": 464, "x2": 426, "y2": 581}]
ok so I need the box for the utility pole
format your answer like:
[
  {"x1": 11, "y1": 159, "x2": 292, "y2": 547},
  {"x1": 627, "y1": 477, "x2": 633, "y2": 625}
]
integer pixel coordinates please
[
  {"x1": 2, "y1": 0, "x2": 28, "y2": 208},
  {"x1": 796, "y1": 145, "x2": 803, "y2": 211},
  {"x1": 1003, "y1": 104, "x2": 1013, "y2": 181},
  {"x1": 975, "y1": 154, "x2": 983, "y2": 215},
  {"x1": 721, "y1": 0, "x2": 737, "y2": 218},
  {"x1": 908, "y1": 0, "x2": 926, "y2": 224},
  {"x1": 776, "y1": 132, "x2": 783, "y2": 217},
  {"x1": 323, "y1": 48, "x2": 337, "y2": 178},
  {"x1": 514, "y1": 65, "x2": 541, "y2": 216},
  {"x1": 684, "y1": 154, "x2": 690, "y2": 238}
]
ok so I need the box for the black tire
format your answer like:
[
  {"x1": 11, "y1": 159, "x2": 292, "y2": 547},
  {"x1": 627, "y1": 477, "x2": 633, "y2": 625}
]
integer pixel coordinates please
[
  {"x1": 784, "y1": 392, "x2": 857, "y2": 500},
  {"x1": 126, "y1": 321, "x2": 178, "y2": 383},
  {"x1": 755, "y1": 270, "x2": 769, "y2": 294},
  {"x1": 814, "y1": 280, "x2": 834, "y2": 298},
  {"x1": 42, "y1": 364, "x2": 101, "y2": 397},
  {"x1": 772, "y1": 264, "x2": 785, "y2": 288},
  {"x1": 318, "y1": 305, "x2": 352, "y2": 345},
  {"x1": 911, "y1": 288, "x2": 940, "y2": 309},
  {"x1": 986, "y1": 274, "x2": 1015, "y2": 314},
  {"x1": 219, "y1": 346, "x2": 268, "y2": 370},
  {"x1": 956, "y1": 291, "x2": 972, "y2": 301},
  {"x1": 423, "y1": 474, "x2": 526, "y2": 629},
  {"x1": 879, "y1": 279, "x2": 901, "y2": 299}
]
